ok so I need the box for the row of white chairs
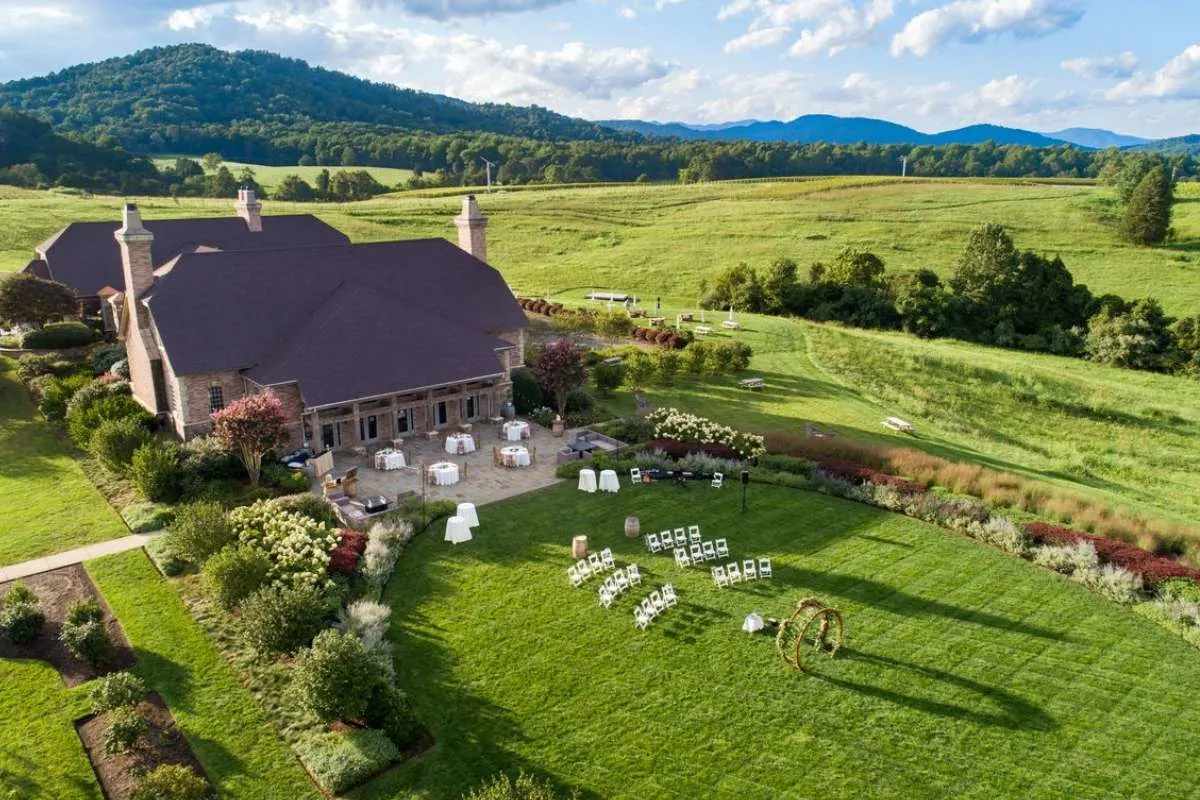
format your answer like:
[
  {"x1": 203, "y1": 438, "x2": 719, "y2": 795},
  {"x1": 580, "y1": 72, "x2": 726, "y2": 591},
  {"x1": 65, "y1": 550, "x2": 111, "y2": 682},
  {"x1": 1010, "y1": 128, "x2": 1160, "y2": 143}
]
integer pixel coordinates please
[
  {"x1": 598, "y1": 565, "x2": 643, "y2": 607},
  {"x1": 646, "y1": 526, "x2": 701, "y2": 552},
  {"x1": 712, "y1": 558, "x2": 772, "y2": 587},
  {"x1": 673, "y1": 540, "x2": 729, "y2": 568},
  {"x1": 634, "y1": 584, "x2": 679, "y2": 629},
  {"x1": 567, "y1": 548, "x2": 616, "y2": 586}
]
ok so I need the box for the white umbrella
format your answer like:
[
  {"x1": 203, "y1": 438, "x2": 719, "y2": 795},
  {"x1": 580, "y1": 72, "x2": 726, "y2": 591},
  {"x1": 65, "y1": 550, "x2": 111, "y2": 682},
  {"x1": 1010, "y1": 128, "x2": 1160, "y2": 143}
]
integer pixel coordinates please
[{"x1": 742, "y1": 613, "x2": 764, "y2": 634}]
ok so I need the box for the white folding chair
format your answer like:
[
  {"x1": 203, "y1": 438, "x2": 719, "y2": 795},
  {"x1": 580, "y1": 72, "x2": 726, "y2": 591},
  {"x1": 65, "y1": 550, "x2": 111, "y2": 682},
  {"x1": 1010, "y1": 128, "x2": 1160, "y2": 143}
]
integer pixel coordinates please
[
  {"x1": 688, "y1": 530, "x2": 701, "y2": 545},
  {"x1": 599, "y1": 587, "x2": 614, "y2": 608},
  {"x1": 576, "y1": 558, "x2": 591, "y2": 577},
  {"x1": 649, "y1": 590, "x2": 665, "y2": 613},
  {"x1": 568, "y1": 565, "x2": 583, "y2": 587},
  {"x1": 663, "y1": 583, "x2": 678, "y2": 607},
  {"x1": 727, "y1": 562, "x2": 742, "y2": 583},
  {"x1": 647, "y1": 532, "x2": 662, "y2": 553},
  {"x1": 674, "y1": 527, "x2": 686, "y2": 542},
  {"x1": 660, "y1": 530, "x2": 674, "y2": 548},
  {"x1": 615, "y1": 570, "x2": 630, "y2": 591},
  {"x1": 712, "y1": 472, "x2": 724, "y2": 489},
  {"x1": 601, "y1": 548, "x2": 615, "y2": 569},
  {"x1": 715, "y1": 538, "x2": 729, "y2": 558},
  {"x1": 630, "y1": 467, "x2": 641, "y2": 484},
  {"x1": 702, "y1": 541, "x2": 717, "y2": 561},
  {"x1": 604, "y1": 575, "x2": 617, "y2": 593},
  {"x1": 641, "y1": 597, "x2": 657, "y2": 619},
  {"x1": 627, "y1": 564, "x2": 642, "y2": 585},
  {"x1": 743, "y1": 559, "x2": 757, "y2": 581},
  {"x1": 712, "y1": 566, "x2": 729, "y2": 587},
  {"x1": 634, "y1": 608, "x2": 651, "y2": 630},
  {"x1": 674, "y1": 548, "x2": 690, "y2": 568},
  {"x1": 588, "y1": 553, "x2": 602, "y2": 573},
  {"x1": 758, "y1": 558, "x2": 772, "y2": 579},
  {"x1": 690, "y1": 543, "x2": 704, "y2": 564},
  {"x1": 688, "y1": 524, "x2": 700, "y2": 539}
]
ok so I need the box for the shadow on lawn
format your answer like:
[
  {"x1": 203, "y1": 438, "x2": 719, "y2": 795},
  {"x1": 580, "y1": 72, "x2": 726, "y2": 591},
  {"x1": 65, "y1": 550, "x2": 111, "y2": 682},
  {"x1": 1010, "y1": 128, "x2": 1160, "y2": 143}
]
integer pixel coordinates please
[
  {"x1": 0, "y1": 744, "x2": 99, "y2": 799},
  {"x1": 770, "y1": 562, "x2": 1067, "y2": 643},
  {"x1": 815, "y1": 648, "x2": 1056, "y2": 732}
]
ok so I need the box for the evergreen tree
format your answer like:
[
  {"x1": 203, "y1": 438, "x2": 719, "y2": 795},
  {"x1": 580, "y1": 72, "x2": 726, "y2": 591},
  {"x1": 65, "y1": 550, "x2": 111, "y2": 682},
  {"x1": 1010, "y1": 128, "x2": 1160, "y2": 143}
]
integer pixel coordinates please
[{"x1": 1119, "y1": 165, "x2": 1172, "y2": 245}]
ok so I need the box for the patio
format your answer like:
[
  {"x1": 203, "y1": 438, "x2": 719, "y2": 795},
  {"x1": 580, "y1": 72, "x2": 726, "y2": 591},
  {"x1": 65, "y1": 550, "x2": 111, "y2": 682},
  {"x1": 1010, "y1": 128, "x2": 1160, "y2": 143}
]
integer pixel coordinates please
[{"x1": 314, "y1": 421, "x2": 565, "y2": 512}]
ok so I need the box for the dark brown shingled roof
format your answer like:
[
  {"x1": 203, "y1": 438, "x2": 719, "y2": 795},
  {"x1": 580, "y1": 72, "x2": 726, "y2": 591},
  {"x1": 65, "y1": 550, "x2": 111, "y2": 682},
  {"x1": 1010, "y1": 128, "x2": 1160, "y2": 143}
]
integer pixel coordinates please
[
  {"x1": 34, "y1": 215, "x2": 349, "y2": 297},
  {"x1": 23, "y1": 258, "x2": 50, "y2": 279},
  {"x1": 146, "y1": 238, "x2": 527, "y2": 406}
]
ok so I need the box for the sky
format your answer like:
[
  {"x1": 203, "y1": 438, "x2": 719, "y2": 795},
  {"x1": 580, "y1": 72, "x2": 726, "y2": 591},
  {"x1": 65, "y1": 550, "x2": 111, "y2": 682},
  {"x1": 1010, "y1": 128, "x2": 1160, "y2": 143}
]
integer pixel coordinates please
[{"x1": 0, "y1": 0, "x2": 1197, "y2": 137}]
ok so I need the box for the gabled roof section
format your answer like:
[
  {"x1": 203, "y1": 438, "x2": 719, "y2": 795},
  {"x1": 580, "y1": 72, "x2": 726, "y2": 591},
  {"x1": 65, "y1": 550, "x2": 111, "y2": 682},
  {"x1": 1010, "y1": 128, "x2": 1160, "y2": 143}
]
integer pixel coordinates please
[
  {"x1": 245, "y1": 282, "x2": 510, "y2": 408},
  {"x1": 146, "y1": 237, "x2": 527, "y2": 378},
  {"x1": 23, "y1": 258, "x2": 51, "y2": 279},
  {"x1": 37, "y1": 214, "x2": 350, "y2": 297}
]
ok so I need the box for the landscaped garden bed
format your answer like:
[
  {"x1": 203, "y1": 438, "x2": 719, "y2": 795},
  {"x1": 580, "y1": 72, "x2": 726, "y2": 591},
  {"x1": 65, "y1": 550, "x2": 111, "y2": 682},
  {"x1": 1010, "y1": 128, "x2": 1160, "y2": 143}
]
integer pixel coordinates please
[{"x1": 0, "y1": 565, "x2": 134, "y2": 685}]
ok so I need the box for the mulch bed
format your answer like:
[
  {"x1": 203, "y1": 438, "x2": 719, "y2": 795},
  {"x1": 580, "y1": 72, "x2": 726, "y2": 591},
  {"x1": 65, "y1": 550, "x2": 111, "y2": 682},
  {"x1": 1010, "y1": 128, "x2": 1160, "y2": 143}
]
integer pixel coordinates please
[
  {"x1": 0, "y1": 564, "x2": 135, "y2": 686},
  {"x1": 76, "y1": 692, "x2": 211, "y2": 800}
]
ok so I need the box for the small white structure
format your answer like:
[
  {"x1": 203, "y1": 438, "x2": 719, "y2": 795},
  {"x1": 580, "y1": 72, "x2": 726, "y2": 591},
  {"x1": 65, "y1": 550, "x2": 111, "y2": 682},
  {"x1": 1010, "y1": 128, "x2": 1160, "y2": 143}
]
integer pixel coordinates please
[
  {"x1": 444, "y1": 515, "x2": 472, "y2": 544},
  {"x1": 742, "y1": 613, "x2": 764, "y2": 634}
]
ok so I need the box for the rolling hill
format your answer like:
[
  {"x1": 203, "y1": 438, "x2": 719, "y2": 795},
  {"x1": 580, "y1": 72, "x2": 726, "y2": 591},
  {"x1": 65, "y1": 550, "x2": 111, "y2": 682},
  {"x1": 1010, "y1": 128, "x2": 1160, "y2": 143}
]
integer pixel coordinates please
[{"x1": 1048, "y1": 127, "x2": 1150, "y2": 149}]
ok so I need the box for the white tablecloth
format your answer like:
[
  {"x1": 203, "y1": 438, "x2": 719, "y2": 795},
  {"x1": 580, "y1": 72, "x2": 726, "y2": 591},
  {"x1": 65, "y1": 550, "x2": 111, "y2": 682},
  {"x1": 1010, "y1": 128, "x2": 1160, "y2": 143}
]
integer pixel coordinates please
[
  {"x1": 456, "y1": 502, "x2": 479, "y2": 527},
  {"x1": 578, "y1": 468, "x2": 598, "y2": 493},
  {"x1": 374, "y1": 450, "x2": 406, "y2": 470},
  {"x1": 598, "y1": 469, "x2": 620, "y2": 493},
  {"x1": 500, "y1": 445, "x2": 530, "y2": 467},
  {"x1": 503, "y1": 420, "x2": 530, "y2": 442},
  {"x1": 445, "y1": 433, "x2": 476, "y2": 455},
  {"x1": 430, "y1": 462, "x2": 460, "y2": 486},
  {"x1": 444, "y1": 515, "x2": 473, "y2": 544}
]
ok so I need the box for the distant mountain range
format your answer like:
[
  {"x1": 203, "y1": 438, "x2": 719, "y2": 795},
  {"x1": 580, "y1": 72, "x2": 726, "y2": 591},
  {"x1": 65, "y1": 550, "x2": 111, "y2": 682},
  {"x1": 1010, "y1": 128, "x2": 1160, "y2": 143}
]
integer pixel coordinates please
[{"x1": 599, "y1": 116, "x2": 1178, "y2": 150}]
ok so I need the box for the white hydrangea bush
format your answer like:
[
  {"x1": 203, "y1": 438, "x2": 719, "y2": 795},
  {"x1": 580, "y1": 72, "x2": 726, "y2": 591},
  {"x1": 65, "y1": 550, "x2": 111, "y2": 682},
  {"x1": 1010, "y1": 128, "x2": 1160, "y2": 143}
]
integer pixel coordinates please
[
  {"x1": 230, "y1": 499, "x2": 339, "y2": 589},
  {"x1": 647, "y1": 407, "x2": 766, "y2": 459}
]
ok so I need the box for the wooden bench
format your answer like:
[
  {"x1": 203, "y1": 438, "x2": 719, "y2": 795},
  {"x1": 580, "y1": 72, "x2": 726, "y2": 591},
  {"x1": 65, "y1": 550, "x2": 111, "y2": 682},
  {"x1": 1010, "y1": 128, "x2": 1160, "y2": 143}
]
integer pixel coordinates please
[
  {"x1": 694, "y1": 325, "x2": 712, "y2": 335},
  {"x1": 721, "y1": 320, "x2": 741, "y2": 330},
  {"x1": 882, "y1": 416, "x2": 915, "y2": 434},
  {"x1": 648, "y1": 316, "x2": 667, "y2": 324},
  {"x1": 739, "y1": 377, "x2": 765, "y2": 390}
]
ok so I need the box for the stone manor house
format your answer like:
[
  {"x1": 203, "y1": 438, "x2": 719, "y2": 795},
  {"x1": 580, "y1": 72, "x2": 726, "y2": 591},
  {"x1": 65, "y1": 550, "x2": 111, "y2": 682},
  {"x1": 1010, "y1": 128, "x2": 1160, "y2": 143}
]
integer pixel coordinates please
[{"x1": 24, "y1": 193, "x2": 528, "y2": 451}]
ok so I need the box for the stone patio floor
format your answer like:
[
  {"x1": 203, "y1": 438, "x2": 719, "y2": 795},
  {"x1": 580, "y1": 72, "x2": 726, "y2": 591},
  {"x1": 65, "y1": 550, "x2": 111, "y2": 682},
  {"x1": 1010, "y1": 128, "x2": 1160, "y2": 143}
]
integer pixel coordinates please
[{"x1": 316, "y1": 422, "x2": 575, "y2": 509}]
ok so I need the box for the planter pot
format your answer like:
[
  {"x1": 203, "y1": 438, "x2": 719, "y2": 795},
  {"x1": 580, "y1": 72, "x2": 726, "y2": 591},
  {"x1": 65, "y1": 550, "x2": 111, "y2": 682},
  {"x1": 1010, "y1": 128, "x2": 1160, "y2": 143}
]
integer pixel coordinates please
[
  {"x1": 572, "y1": 535, "x2": 588, "y2": 558},
  {"x1": 551, "y1": 418, "x2": 565, "y2": 437},
  {"x1": 625, "y1": 516, "x2": 640, "y2": 539}
]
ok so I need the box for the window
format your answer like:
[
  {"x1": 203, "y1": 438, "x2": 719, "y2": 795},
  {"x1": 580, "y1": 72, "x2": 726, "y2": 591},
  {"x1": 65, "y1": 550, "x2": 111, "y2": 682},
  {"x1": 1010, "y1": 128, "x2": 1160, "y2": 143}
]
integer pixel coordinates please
[
  {"x1": 396, "y1": 408, "x2": 413, "y2": 434},
  {"x1": 208, "y1": 385, "x2": 224, "y2": 413},
  {"x1": 435, "y1": 401, "x2": 448, "y2": 427},
  {"x1": 358, "y1": 414, "x2": 378, "y2": 442},
  {"x1": 462, "y1": 394, "x2": 488, "y2": 421},
  {"x1": 464, "y1": 395, "x2": 476, "y2": 420}
]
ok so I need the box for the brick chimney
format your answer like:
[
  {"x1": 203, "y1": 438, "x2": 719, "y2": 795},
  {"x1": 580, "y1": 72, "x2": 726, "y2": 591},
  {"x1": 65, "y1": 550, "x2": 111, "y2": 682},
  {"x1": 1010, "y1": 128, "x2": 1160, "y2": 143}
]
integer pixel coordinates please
[
  {"x1": 454, "y1": 194, "x2": 487, "y2": 262},
  {"x1": 114, "y1": 203, "x2": 155, "y2": 329},
  {"x1": 235, "y1": 188, "x2": 263, "y2": 232}
]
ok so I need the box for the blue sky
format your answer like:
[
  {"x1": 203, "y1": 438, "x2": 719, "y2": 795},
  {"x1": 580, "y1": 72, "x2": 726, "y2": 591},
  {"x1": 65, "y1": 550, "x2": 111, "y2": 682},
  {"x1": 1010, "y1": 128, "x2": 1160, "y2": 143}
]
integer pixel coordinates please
[{"x1": 0, "y1": 0, "x2": 1196, "y2": 137}]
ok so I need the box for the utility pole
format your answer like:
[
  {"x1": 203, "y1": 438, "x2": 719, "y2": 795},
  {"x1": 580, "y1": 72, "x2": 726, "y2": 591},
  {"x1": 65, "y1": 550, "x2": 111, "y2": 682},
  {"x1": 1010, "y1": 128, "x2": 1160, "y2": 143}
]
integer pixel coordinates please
[
  {"x1": 900, "y1": 156, "x2": 908, "y2": 178},
  {"x1": 479, "y1": 156, "x2": 497, "y2": 192}
]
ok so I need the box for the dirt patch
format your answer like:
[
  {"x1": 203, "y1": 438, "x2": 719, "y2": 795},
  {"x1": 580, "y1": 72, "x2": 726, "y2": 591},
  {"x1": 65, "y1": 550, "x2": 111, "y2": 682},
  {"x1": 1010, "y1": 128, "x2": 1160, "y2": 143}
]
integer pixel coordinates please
[
  {"x1": 76, "y1": 692, "x2": 211, "y2": 800},
  {"x1": 0, "y1": 564, "x2": 135, "y2": 686}
]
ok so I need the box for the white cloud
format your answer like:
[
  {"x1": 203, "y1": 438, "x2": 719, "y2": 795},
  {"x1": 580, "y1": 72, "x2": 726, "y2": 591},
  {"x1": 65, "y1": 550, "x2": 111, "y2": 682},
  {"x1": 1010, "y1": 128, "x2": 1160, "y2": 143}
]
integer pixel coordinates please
[
  {"x1": 891, "y1": 0, "x2": 1084, "y2": 58},
  {"x1": 974, "y1": 73, "x2": 1037, "y2": 108},
  {"x1": 723, "y1": 25, "x2": 789, "y2": 53},
  {"x1": 719, "y1": 0, "x2": 893, "y2": 58},
  {"x1": 1060, "y1": 51, "x2": 1137, "y2": 79},
  {"x1": 0, "y1": 5, "x2": 81, "y2": 27},
  {"x1": 1107, "y1": 44, "x2": 1200, "y2": 101},
  {"x1": 813, "y1": 70, "x2": 954, "y2": 115},
  {"x1": 617, "y1": 5, "x2": 636, "y2": 18}
]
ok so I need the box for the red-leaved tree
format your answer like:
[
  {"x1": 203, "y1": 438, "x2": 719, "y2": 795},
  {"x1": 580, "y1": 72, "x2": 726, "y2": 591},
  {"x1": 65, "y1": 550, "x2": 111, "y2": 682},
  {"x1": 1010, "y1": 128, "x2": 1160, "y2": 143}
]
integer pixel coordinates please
[
  {"x1": 211, "y1": 391, "x2": 290, "y2": 486},
  {"x1": 534, "y1": 337, "x2": 587, "y2": 414}
]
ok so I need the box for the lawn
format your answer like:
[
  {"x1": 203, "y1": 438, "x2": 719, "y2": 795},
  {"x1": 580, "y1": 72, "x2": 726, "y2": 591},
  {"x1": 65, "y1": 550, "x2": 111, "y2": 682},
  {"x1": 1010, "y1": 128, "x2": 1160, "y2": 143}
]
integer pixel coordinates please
[
  {"x1": 365, "y1": 482, "x2": 1200, "y2": 799},
  {"x1": 0, "y1": 660, "x2": 98, "y2": 799},
  {"x1": 84, "y1": 550, "x2": 322, "y2": 800},
  {"x1": 0, "y1": 356, "x2": 128, "y2": 566},
  {"x1": 151, "y1": 157, "x2": 414, "y2": 193}
]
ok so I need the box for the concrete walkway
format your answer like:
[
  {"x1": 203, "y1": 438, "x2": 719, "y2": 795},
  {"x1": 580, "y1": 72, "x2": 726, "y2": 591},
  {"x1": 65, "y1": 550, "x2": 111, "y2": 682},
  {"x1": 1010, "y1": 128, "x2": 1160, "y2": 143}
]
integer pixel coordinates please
[{"x1": 0, "y1": 533, "x2": 160, "y2": 583}]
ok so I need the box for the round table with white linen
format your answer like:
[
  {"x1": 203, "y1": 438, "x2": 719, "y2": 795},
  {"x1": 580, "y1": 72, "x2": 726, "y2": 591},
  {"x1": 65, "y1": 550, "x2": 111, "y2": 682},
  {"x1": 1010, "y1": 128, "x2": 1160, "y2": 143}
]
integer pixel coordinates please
[
  {"x1": 503, "y1": 420, "x2": 530, "y2": 442},
  {"x1": 598, "y1": 469, "x2": 620, "y2": 493},
  {"x1": 577, "y1": 468, "x2": 598, "y2": 493},
  {"x1": 374, "y1": 449, "x2": 406, "y2": 470},
  {"x1": 445, "y1": 433, "x2": 476, "y2": 455},
  {"x1": 456, "y1": 502, "x2": 480, "y2": 528},
  {"x1": 500, "y1": 445, "x2": 530, "y2": 468},
  {"x1": 444, "y1": 515, "x2": 473, "y2": 544},
  {"x1": 429, "y1": 462, "x2": 460, "y2": 486}
]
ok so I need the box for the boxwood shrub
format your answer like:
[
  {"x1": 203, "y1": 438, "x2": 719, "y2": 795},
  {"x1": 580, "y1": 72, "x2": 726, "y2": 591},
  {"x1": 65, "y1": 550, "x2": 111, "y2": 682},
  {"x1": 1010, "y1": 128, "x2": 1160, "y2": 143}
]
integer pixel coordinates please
[{"x1": 22, "y1": 321, "x2": 96, "y2": 349}]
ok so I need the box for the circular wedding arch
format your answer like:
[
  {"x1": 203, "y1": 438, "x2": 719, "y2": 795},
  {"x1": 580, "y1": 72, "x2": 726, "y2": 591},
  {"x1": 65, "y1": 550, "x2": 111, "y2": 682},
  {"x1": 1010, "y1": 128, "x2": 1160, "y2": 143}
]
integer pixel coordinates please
[{"x1": 775, "y1": 597, "x2": 845, "y2": 672}]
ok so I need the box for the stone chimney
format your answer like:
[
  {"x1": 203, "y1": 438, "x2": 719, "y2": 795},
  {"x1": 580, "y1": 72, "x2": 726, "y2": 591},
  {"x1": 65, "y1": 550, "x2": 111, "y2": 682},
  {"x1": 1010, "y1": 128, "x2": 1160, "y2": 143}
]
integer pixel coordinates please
[
  {"x1": 235, "y1": 188, "x2": 263, "y2": 232},
  {"x1": 454, "y1": 194, "x2": 488, "y2": 262},
  {"x1": 114, "y1": 203, "x2": 155, "y2": 329}
]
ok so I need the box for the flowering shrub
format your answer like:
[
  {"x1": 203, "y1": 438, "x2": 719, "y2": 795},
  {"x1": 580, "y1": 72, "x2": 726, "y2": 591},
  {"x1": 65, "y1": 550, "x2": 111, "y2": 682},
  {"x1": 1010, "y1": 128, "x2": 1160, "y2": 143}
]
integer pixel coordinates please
[
  {"x1": 644, "y1": 438, "x2": 738, "y2": 461},
  {"x1": 1027, "y1": 522, "x2": 1200, "y2": 589},
  {"x1": 230, "y1": 499, "x2": 339, "y2": 589},
  {"x1": 814, "y1": 457, "x2": 928, "y2": 495},
  {"x1": 329, "y1": 530, "x2": 368, "y2": 576},
  {"x1": 647, "y1": 408, "x2": 766, "y2": 459}
]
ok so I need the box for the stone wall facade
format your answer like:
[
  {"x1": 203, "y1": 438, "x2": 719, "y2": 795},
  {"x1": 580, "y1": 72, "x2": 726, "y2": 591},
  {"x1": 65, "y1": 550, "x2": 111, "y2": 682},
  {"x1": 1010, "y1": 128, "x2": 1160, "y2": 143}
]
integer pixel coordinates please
[{"x1": 176, "y1": 370, "x2": 248, "y2": 439}]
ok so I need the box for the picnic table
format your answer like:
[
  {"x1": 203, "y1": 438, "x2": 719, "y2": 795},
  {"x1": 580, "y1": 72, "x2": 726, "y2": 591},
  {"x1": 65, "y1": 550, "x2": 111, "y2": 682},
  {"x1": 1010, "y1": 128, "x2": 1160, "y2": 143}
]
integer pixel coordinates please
[
  {"x1": 695, "y1": 325, "x2": 712, "y2": 335},
  {"x1": 882, "y1": 416, "x2": 915, "y2": 434},
  {"x1": 739, "y1": 377, "x2": 765, "y2": 390},
  {"x1": 722, "y1": 320, "x2": 741, "y2": 330}
]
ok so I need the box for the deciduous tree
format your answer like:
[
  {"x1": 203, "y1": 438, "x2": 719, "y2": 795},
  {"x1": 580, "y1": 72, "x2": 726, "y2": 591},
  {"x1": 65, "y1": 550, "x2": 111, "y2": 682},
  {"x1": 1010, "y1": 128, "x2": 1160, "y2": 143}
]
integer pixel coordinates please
[
  {"x1": 211, "y1": 391, "x2": 290, "y2": 486},
  {"x1": 0, "y1": 273, "x2": 78, "y2": 329},
  {"x1": 534, "y1": 338, "x2": 587, "y2": 414}
]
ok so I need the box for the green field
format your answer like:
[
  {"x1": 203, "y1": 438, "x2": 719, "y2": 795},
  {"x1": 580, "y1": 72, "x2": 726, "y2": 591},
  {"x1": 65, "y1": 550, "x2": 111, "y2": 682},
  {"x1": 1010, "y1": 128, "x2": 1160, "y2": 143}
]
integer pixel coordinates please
[
  {"x1": 151, "y1": 157, "x2": 414, "y2": 193},
  {"x1": 0, "y1": 356, "x2": 128, "y2": 566},
  {"x1": 365, "y1": 482, "x2": 1200, "y2": 798}
]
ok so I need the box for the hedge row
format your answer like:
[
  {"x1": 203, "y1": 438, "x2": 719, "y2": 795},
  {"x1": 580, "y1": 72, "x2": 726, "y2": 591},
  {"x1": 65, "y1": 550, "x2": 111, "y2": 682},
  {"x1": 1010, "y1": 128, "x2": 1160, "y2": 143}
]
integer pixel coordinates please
[
  {"x1": 1026, "y1": 523, "x2": 1200, "y2": 589},
  {"x1": 632, "y1": 327, "x2": 687, "y2": 349},
  {"x1": 517, "y1": 298, "x2": 567, "y2": 316},
  {"x1": 813, "y1": 457, "x2": 929, "y2": 495}
]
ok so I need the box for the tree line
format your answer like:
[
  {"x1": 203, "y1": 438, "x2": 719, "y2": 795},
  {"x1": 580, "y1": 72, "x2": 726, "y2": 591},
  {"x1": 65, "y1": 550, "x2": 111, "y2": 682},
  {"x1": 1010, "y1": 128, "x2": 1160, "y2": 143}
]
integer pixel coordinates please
[{"x1": 702, "y1": 221, "x2": 1200, "y2": 378}]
